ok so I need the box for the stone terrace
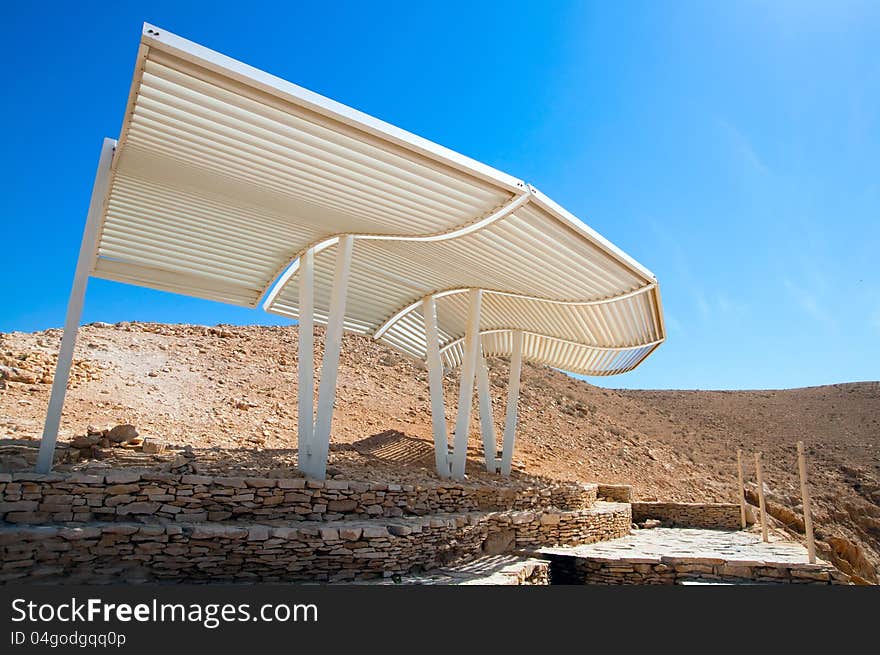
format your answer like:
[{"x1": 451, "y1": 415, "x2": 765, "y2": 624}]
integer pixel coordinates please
[
  {"x1": 541, "y1": 527, "x2": 848, "y2": 585},
  {"x1": 0, "y1": 469, "x2": 632, "y2": 583},
  {"x1": 0, "y1": 471, "x2": 596, "y2": 524}
]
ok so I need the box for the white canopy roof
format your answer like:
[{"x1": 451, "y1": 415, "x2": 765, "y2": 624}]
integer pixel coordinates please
[{"x1": 94, "y1": 23, "x2": 665, "y2": 376}]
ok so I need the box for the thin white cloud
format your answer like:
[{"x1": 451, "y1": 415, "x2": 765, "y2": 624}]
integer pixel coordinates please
[
  {"x1": 716, "y1": 117, "x2": 769, "y2": 176},
  {"x1": 648, "y1": 220, "x2": 749, "y2": 325},
  {"x1": 648, "y1": 221, "x2": 711, "y2": 321},
  {"x1": 783, "y1": 277, "x2": 836, "y2": 329}
]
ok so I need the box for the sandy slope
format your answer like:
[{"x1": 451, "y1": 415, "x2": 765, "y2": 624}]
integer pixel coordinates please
[{"x1": 1, "y1": 322, "x2": 877, "y2": 580}]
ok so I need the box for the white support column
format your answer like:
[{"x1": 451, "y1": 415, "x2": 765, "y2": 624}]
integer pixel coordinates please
[
  {"x1": 451, "y1": 289, "x2": 482, "y2": 480},
  {"x1": 422, "y1": 296, "x2": 450, "y2": 478},
  {"x1": 475, "y1": 351, "x2": 497, "y2": 473},
  {"x1": 297, "y1": 247, "x2": 315, "y2": 474},
  {"x1": 36, "y1": 137, "x2": 116, "y2": 473},
  {"x1": 500, "y1": 330, "x2": 523, "y2": 477},
  {"x1": 309, "y1": 236, "x2": 354, "y2": 479}
]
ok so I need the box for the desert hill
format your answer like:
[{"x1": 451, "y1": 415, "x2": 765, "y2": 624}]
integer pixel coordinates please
[{"x1": 1, "y1": 322, "x2": 877, "y2": 580}]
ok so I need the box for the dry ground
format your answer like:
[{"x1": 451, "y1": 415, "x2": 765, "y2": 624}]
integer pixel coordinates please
[{"x1": 1, "y1": 322, "x2": 877, "y2": 580}]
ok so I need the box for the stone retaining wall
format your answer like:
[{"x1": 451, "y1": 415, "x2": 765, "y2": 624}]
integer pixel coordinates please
[
  {"x1": 597, "y1": 484, "x2": 633, "y2": 503},
  {"x1": 631, "y1": 502, "x2": 743, "y2": 530},
  {"x1": 0, "y1": 472, "x2": 596, "y2": 525},
  {"x1": 0, "y1": 504, "x2": 630, "y2": 584},
  {"x1": 547, "y1": 554, "x2": 847, "y2": 585}
]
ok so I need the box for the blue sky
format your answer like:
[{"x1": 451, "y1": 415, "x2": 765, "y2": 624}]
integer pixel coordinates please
[{"x1": 1, "y1": 1, "x2": 877, "y2": 390}]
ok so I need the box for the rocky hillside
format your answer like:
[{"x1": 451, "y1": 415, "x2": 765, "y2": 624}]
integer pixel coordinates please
[{"x1": 1, "y1": 322, "x2": 878, "y2": 581}]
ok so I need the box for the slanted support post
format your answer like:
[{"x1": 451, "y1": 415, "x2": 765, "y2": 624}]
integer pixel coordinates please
[
  {"x1": 500, "y1": 330, "x2": 523, "y2": 477},
  {"x1": 736, "y1": 448, "x2": 747, "y2": 529},
  {"x1": 297, "y1": 247, "x2": 315, "y2": 474},
  {"x1": 422, "y1": 296, "x2": 449, "y2": 478},
  {"x1": 451, "y1": 289, "x2": 482, "y2": 480},
  {"x1": 797, "y1": 441, "x2": 816, "y2": 563},
  {"x1": 755, "y1": 451, "x2": 768, "y2": 542},
  {"x1": 36, "y1": 137, "x2": 117, "y2": 473},
  {"x1": 308, "y1": 236, "x2": 354, "y2": 479},
  {"x1": 475, "y1": 350, "x2": 497, "y2": 473}
]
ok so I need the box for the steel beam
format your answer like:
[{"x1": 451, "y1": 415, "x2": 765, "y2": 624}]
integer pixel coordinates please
[
  {"x1": 297, "y1": 247, "x2": 315, "y2": 473},
  {"x1": 36, "y1": 138, "x2": 117, "y2": 473},
  {"x1": 309, "y1": 236, "x2": 353, "y2": 479},
  {"x1": 475, "y1": 352, "x2": 497, "y2": 473},
  {"x1": 422, "y1": 296, "x2": 450, "y2": 478},
  {"x1": 500, "y1": 330, "x2": 523, "y2": 477},
  {"x1": 451, "y1": 289, "x2": 482, "y2": 479}
]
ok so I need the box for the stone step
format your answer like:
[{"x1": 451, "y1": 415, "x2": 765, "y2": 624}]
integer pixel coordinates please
[{"x1": 0, "y1": 502, "x2": 631, "y2": 584}]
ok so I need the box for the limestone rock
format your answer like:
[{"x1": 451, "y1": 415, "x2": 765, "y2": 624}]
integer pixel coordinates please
[
  {"x1": 0, "y1": 366, "x2": 37, "y2": 384},
  {"x1": 107, "y1": 424, "x2": 139, "y2": 443},
  {"x1": 72, "y1": 434, "x2": 102, "y2": 449}
]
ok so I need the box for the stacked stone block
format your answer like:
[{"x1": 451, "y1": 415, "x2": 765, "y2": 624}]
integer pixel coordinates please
[
  {"x1": 0, "y1": 472, "x2": 596, "y2": 525},
  {"x1": 0, "y1": 503, "x2": 630, "y2": 583}
]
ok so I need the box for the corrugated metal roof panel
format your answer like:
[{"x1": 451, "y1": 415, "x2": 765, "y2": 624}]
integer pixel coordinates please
[{"x1": 92, "y1": 23, "x2": 665, "y2": 377}]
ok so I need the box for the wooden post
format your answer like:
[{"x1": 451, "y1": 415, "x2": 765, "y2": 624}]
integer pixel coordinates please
[
  {"x1": 797, "y1": 441, "x2": 816, "y2": 563},
  {"x1": 736, "y1": 449, "x2": 746, "y2": 529},
  {"x1": 755, "y1": 451, "x2": 768, "y2": 542}
]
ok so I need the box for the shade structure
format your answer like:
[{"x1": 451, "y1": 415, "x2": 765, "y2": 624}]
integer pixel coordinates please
[
  {"x1": 94, "y1": 23, "x2": 664, "y2": 375},
  {"x1": 36, "y1": 23, "x2": 666, "y2": 478}
]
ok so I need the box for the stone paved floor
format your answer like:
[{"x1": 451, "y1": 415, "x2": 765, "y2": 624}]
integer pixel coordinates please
[
  {"x1": 543, "y1": 527, "x2": 813, "y2": 564},
  {"x1": 354, "y1": 555, "x2": 549, "y2": 585}
]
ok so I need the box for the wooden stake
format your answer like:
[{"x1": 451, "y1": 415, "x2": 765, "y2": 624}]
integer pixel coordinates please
[
  {"x1": 736, "y1": 449, "x2": 746, "y2": 529},
  {"x1": 797, "y1": 441, "x2": 816, "y2": 563},
  {"x1": 755, "y1": 451, "x2": 768, "y2": 542}
]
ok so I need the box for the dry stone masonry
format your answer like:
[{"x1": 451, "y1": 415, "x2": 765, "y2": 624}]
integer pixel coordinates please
[
  {"x1": 0, "y1": 471, "x2": 596, "y2": 525},
  {"x1": 541, "y1": 527, "x2": 848, "y2": 585},
  {"x1": 547, "y1": 553, "x2": 846, "y2": 585},
  {"x1": 597, "y1": 484, "x2": 633, "y2": 503},
  {"x1": 631, "y1": 502, "x2": 744, "y2": 530},
  {"x1": 0, "y1": 504, "x2": 630, "y2": 583},
  {"x1": 0, "y1": 470, "x2": 630, "y2": 583}
]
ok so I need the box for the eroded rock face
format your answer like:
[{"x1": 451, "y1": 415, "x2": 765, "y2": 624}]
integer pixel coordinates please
[
  {"x1": 744, "y1": 489, "x2": 804, "y2": 532},
  {"x1": 0, "y1": 366, "x2": 37, "y2": 384},
  {"x1": 826, "y1": 536, "x2": 876, "y2": 583}
]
